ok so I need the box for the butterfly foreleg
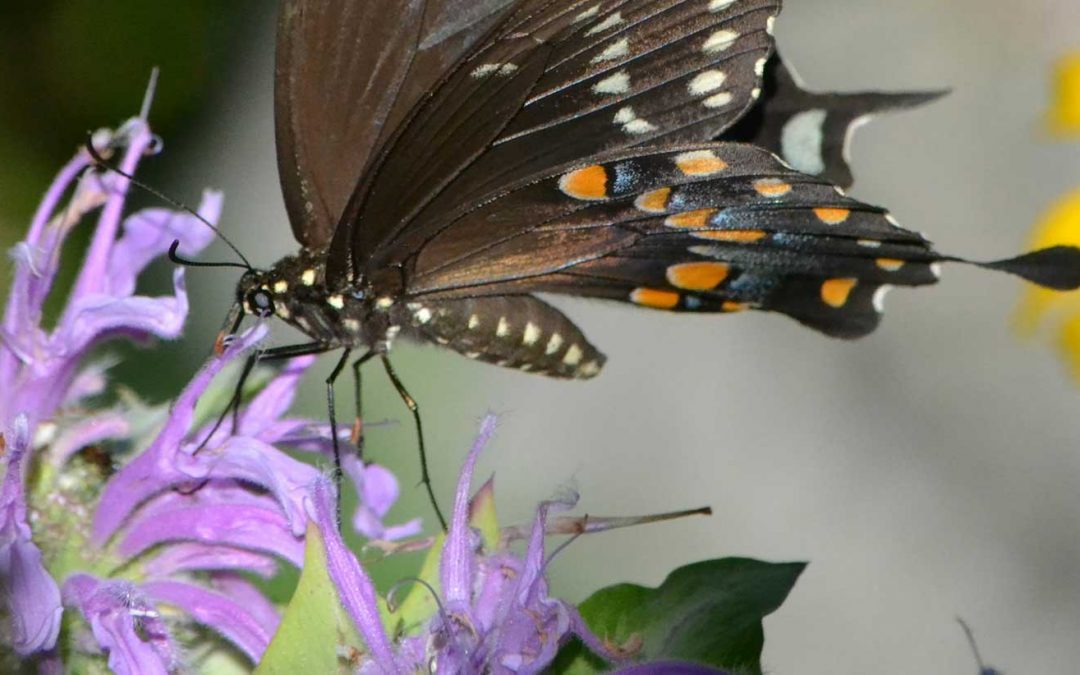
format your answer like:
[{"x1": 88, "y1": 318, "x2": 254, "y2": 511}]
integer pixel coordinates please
[
  {"x1": 380, "y1": 354, "x2": 447, "y2": 531},
  {"x1": 350, "y1": 350, "x2": 379, "y2": 452}
]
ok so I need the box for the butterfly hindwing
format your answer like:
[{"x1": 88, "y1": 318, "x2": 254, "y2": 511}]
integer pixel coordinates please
[
  {"x1": 722, "y1": 54, "x2": 947, "y2": 189},
  {"x1": 404, "y1": 142, "x2": 943, "y2": 338}
]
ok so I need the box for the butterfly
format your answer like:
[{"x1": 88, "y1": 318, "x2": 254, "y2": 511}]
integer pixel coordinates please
[{"x1": 200, "y1": 0, "x2": 1080, "y2": 527}]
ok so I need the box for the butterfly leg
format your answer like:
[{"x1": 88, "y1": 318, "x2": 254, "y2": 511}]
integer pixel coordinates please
[
  {"x1": 325, "y1": 348, "x2": 353, "y2": 524},
  {"x1": 380, "y1": 355, "x2": 447, "y2": 531},
  {"x1": 350, "y1": 350, "x2": 378, "y2": 456}
]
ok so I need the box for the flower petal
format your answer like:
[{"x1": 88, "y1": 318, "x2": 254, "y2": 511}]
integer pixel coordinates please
[
  {"x1": 307, "y1": 477, "x2": 400, "y2": 674},
  {"x1": 62, "y1": 574, "x2": 177, "y2": 675},
  {"x1": 143, "y1": 576, "x2": 278, "y2": 664},
  {"x1": 0, "y1": 416, "x2": 62, "y2": 654},
  {"x1": 442, "y1": 414, "x2": 498, "y2": 605},
  {"x1": 343, "y1": 455, "x2": 422, "y2": 541}
]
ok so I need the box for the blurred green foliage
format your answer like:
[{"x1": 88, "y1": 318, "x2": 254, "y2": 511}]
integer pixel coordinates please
[{"x1": 0, "y1": 0, "x2": 262, "y2": 296}]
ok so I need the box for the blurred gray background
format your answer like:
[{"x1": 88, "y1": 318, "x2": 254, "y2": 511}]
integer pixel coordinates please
[{"x1": 4, "y1": 1, "x2": 1080, "y2": 673}]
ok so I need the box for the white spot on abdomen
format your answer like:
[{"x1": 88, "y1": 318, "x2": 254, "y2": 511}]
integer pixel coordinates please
[{"x1": 523, "y1": 322, "x2": 541, "y2": 346}]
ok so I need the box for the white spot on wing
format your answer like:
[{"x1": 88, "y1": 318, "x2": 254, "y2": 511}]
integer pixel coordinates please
[
  {"x1": 273, "y1": 280, "x2": 288, "y2": 293},
  {"x1": 703, "y1": 29, "x2": 738, "y2": 53},
  {"x1": 344, "y1": 318, "x2": 361, "y2": 332},
  {"x1": 689, "y1": 70, "x2": 727, "y2": 95},
  {"x1": 471, "y1": 63, "x2": 519, "y2": 79},
  {"x1": 585, "y1": 12, "x2": 624, "y2": 36},
  {"x1": 613, "y1": 106, "x2": 656, "y2": 135},
  {"x1": 872, "y1": 285, "x2": 893, "y2": 312},
  {"x1": 703, "y1": 91, "x2": 733, "y2": 109},
  {"x1": 708, "y1": 0, "x2": 736, "y2": 11},
  {"x1": 592, "y1": 37, "x2": 630, "y2": 63},
  {"x1": 327, "y1": 295, "x2": 345, "y2": 310},
  {"x1": 301, "y1": 269, "x2": 316, "y2": 286},
  {"x1": 857, "y1": 239, "x2": 882, "y2": 249},
  {"x1": 594, "y1": 71, "x2": 631, "y2": 95},
  {"x1": 780, "y1": 108, "x2": 827, "y2": 176},
  {"x1": 414, "y1": 307, "x2": 433, "y2": 324},
  {"x1": 574, "y1": 5, "x2": 600, "y2": 22},
  {"x1": 496, "y1": 317, "x2": 510, "y2": 337}
]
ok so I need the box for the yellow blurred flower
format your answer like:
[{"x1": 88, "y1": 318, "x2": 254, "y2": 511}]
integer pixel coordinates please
[
  {"x1": 1048, "y1": 54, "x2": 1080, "y2": 137},
  {"x1": 1017, "y1": 52, "x2": 1080, "y2": 379}
]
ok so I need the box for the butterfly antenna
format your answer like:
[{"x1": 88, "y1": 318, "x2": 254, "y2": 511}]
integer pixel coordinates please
[{"x1": 83, "y1": 133, "x2": 254, "y2": 271}]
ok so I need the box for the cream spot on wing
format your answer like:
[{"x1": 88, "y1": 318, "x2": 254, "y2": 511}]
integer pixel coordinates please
[
  {"x1": 751, "y1": 87, "x2": 762, "y2": 100},
  {"x1": 594, "y1": 71, "x2": 631, "y2": 95},
  {"x1": 545, "y1": 333, "x2": 564, "y2": 355},
  {"x1": 375, "y1": 296, "x2": 393, "y2": 310},
  {"x1": 708, "y1": 0, "x2": 736, "y2": 11},
  {"x1": 563, "y1": 344, "x2": 584, "y2": 366},
  {"x1": 327, "y1": 295, "x2": 345, "y2": 310},
  {"x1": 586, "y1": 12, "x2": 624, "y2": 36},
  {"x1": 766, "y1": 15, "x2": 776, "y2": 35},
  {"x1": 468, "y1": 314, "x2": 480, "y2": 330},
  {"x1": 471, "y1": 63, "x2": 518, "y2": 78},
  {"x1": 343, "y1": 318, "x2": 361, "y2": 332},
  {"x1": 703, "y1": 91, "x2": 734, "y2": 108},
  {"x1": 703, "y1": 29, "x2": 738, "y2": 53},
  {"x1": 592, "y1": 37, "x2": 630, "y2": 63},
  {"x1": 614, "y1": 106, "x2": 656, "y2": 134},
  {"x1": 414, "y1": 307, "x2": 433, "y2": 324},
  {"x1": 873, "y1": 285, "x2": 893, "y2": 312},
  {"x1": 273, "y1": 280, "x2": 288, "y2": 294},
  {"x1": 523, "y1": 322, "x2": 542, "y2": 346},
  {"x1": 301, "y1": 269, "x2": 316, "y2": 286},
  {"x1": 857, "y1": 239, "x2": 882, "y2": 248},
  {"x1": 689, "y1": 70, "x2": 727, "y2": 95},
  {"x1": 754, "y1": 58, "x2": 767, "y2": 77},
  {"x1": 277, "y1": 305, "x2": 291, "y2": 319},
  {"x1": 496, "y1": 316, "x2": 510, "y2": 337},
  {"x1": 574, "y1": 5, "x2": 600, "y2": 22},
  {"x1": 781, "y1": 109, "x2": 827, "y2": 176}
]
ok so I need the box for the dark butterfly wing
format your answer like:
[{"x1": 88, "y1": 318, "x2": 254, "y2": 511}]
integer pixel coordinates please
[
  {"x1": 401, "y1": 142, "x2": 933, "y2": 337},
  {"x1": 274, "y1": 0, "x2": 516, "y2": 249},
  {"x1": 723, "y1": 53, "x2": 947, "y2": 189},
  {"x1": 330, "y1": 0, "x2": 783, "y2": 285}
]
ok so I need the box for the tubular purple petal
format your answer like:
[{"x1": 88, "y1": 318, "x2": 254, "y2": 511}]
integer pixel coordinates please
[
  {"x1": 309, "y1": 477, "x2": 400, "y2": 674},
  {"x1": 91, "y1": 325, "x2": 267, "y2": 545},
  {"x1": 49, "y1": 413, "x2": 130, "y2": 467},
  {"x1": 442, "y1": 414, "x2": 498, "y2": 605},
  {"x1": 0, "y1": 416, "x2": 62, "y2": 654},
  {"x1": 143, "y1": 542, "x2": 279, "y2": 579},
  {"x1": 142, "y1": 577, "x2": 279, "y2": 663},
  {"x1": 62, "y1": 574, "x2": 177, "y2": 675},
  {"x1": 612, "y1": 663, "x2": 729, "y2": 675},
  {"x1": 343, "y1": 455, "x2": 422, "y2": 541}
]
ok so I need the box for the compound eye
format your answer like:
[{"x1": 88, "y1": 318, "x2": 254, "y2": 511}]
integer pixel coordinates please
[{"x1": 248, "y1": 289, "x2": 275, "y2": 318}]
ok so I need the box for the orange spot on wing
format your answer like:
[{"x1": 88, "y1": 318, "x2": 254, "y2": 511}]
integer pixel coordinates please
[
  {"x1": 722, "y1": 301, "x2": 748, "y2": 312},
  {"x1": 814, "y1": 207, "x2": 851, "y2": 224},
  {"x1": 666, "y1": 262, "x2": 730, "y2": 290},
  {"x1": 876, "y1": 258, "x2": 905, "y2": 271},
  {"x1": 690, "y1": 229, "x2": 767, "y2": 243},
  {"x1": 559, "y1": 165, "x2": 608, "y2": 200},
  {"x1": 821, "y1": 278, "x2": 858, "y2": 308},
  {"x1": 630, "y1": 287, "x2": 681, "y2": 309},
  {"x1": 753, "y1": 178, "x2": 792, "y2": 197},
  {"x1": 675, "y1": 150, "x2": 728, "y2": 176},
  {"x1": 665, "y1": 209, "x2": 716, "y2": 229},
  {"x1": 636, "y1": 187, "x2": 672, "y2": 213}
]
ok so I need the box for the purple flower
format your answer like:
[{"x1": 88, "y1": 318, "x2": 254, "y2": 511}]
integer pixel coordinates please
[
  {"x1": 0, "y1": 111, "x2": 416, "y2": 671},
  {"x1": 310, "y1": 415, "x2": 621, "y2": 675}
]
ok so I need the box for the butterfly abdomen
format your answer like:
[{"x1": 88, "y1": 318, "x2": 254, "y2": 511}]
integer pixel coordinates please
[{"x1": 398, "y1": 294, "x2": 605, "y2": 379}]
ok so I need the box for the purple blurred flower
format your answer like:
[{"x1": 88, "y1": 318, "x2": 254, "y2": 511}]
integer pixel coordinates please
[
  {"x1": 310, "y1": 415, "x2": 621, "y2": 675},
  {"x1": 0, "y1": 114, "x2": 416, "y2": 671}
]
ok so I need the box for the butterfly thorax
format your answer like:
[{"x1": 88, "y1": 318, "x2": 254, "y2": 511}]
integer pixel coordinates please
[{"x1": 236, "y1": 248, "x2": 402, "y2": 351}]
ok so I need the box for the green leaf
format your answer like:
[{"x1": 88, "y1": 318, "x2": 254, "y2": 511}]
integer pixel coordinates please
[
  {"x1": 550, "y1": 558, "x2": 805, "y2": 675},
  {"x1": 255, "y1": 523, "x2": 340, "y2": 674}
]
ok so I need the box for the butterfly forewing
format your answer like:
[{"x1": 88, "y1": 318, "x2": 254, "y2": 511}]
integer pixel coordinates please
[{"x1": 275, "y1": 0, "x2": 519, "y2": 250}]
